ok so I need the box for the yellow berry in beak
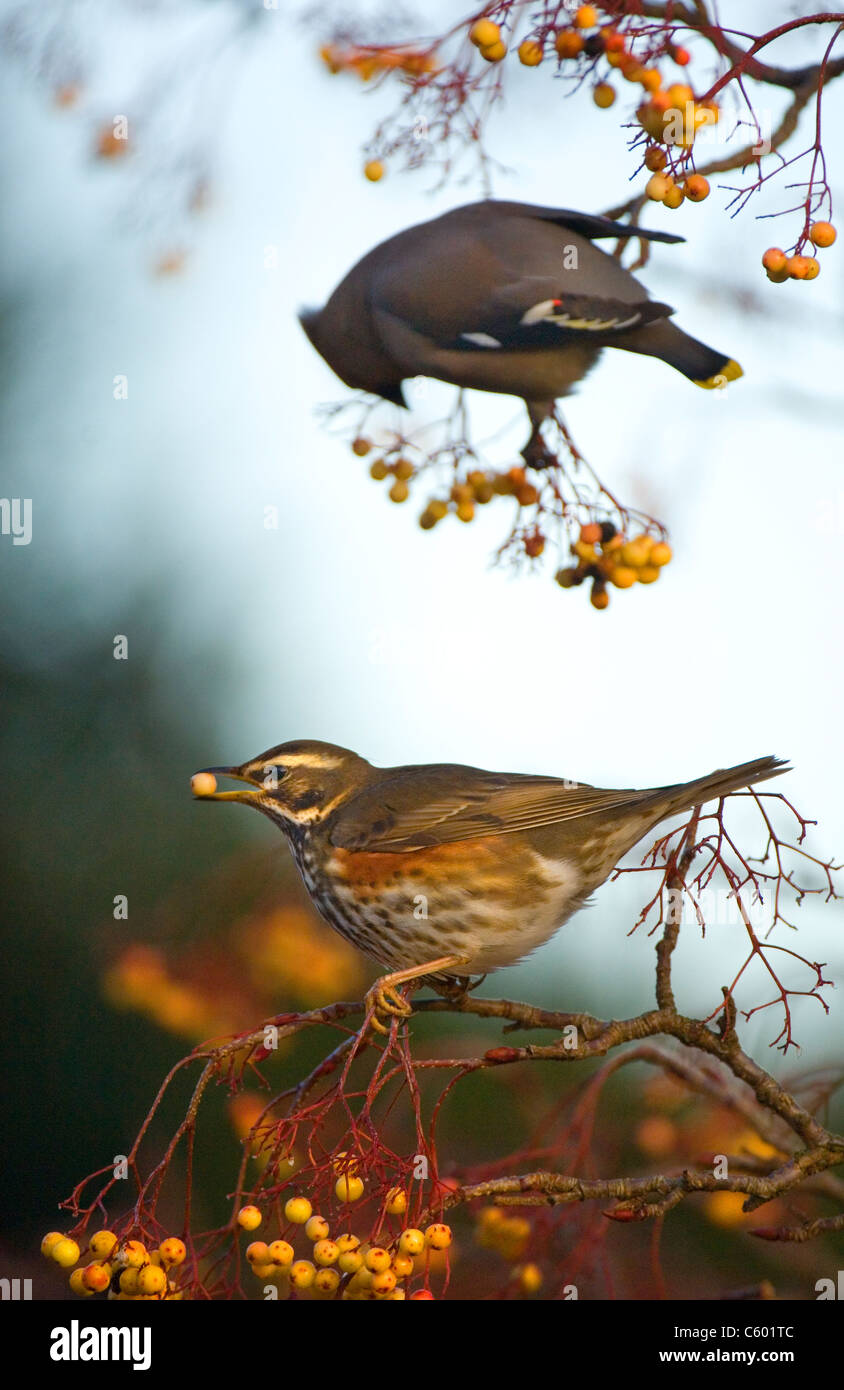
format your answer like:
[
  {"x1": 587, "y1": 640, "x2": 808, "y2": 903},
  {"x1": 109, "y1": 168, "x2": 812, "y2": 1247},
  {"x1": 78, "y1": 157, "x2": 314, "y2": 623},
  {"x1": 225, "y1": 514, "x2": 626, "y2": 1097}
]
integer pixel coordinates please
[{"x1": 191, "y1": 772, "x2": 218, "y2": 797}]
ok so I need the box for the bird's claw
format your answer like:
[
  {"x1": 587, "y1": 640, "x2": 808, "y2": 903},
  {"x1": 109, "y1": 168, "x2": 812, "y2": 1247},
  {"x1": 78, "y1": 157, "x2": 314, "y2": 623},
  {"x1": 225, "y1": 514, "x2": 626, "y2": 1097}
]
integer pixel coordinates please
[{"x1": 365, "y1": 981, "x2": 413, "y2": 1035}]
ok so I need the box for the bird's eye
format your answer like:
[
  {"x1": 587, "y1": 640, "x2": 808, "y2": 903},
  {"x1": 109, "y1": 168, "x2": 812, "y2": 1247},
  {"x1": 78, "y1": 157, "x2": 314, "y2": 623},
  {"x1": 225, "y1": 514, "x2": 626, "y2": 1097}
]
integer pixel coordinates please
[{"x1": 261, "y1": 764, "x2": 287, "y2": 790}]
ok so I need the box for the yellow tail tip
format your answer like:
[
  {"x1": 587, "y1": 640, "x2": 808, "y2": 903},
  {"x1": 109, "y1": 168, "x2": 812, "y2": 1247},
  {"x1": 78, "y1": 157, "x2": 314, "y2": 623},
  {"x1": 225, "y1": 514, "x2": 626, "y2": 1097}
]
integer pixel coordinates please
[{"x1": 695, "y1": 359, "x2": 744, "y2": 390}]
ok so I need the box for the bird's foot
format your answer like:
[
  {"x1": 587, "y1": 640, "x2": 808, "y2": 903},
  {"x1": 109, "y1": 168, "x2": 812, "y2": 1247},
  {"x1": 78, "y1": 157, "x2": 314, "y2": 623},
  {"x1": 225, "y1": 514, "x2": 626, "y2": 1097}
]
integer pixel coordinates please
[
  {"x1": 430, "y1": 973, "x2": 485, "y2": 1005},
  {"x1": 364, "y1": 979, "x2": 414, "y2": 1035},
  {"x1": 521, "y1": 428, "x2": 557, "y2": 470}
]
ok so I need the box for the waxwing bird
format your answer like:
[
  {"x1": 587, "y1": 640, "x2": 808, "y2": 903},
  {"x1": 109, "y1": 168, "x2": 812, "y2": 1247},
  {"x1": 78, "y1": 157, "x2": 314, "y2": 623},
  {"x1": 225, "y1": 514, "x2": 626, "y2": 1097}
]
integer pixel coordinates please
[
  {"x1": 300, "y1": 199, "x2": 743, "y2": 460},
  {"x1": 192, "y1": 743, "x2": 785, "y2": 1030}
]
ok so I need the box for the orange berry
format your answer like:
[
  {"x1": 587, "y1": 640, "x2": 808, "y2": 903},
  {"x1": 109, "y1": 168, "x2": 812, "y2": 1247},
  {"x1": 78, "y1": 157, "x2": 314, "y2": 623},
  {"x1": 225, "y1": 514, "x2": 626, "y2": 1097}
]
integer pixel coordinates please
[
  {"x1": 590, "y1": 583, "x2": 610, "y2": 610},
  {"x1": 469, "y1": 19, "x2": 500, "y2": 48},
  {"x1": 639, "y1": 68, "x2": 662, "y2": 93},
  {"x1": 644, "y1": 146, "x2": 667, "y2": 171},
  {"x1": 515, "y1": 482, "x2": 539, "y2": 506},
  {"x1": 786, "y1": 255, "x2": 813, "y2": 280},
  {"x1": 683, "y1": 174, "x2": 709, "y2": 201},
  {"x1": 516, "y1": 1262, "x2": 544, "y2": 1293},
  {"x1": 593, "y1": 83, "x2": 616, "y2": 109},
  {"x1": 637, "y1": 564, "x2": 660, "y2": 584},
  {"x1": 672, "y1": 46, "x2": 691, "y2": 66},
  {"x1": 237, "y1": 1205, "x2": 262, "y2": 1231},
  {"x1": 663, "y1": 184, "x2": 685, "y2": 209},
  {"x1": 82, "y1": 1262, "x2": 111, "y2": 1293},
  {"x1": 69, "y1": 1268, "x2": 92, "y2": 1297},
  {"x1": 479, "y1": 40, "x2": 507, "y2": 62},
  {"x1": 456, "y1": 500, "x2": 475, "y2": 523},
  {"x1": 524, "y1": 533, "x2": 545, "y2": 558},
  {"x1": 410, "y1": 1289, "x2": 435, "y2": 1299},
  {"x1": 518, "y1": 40, "x2": 543, "y2": 67},
  {"x1": 650, "y1": 542, "x2": 673, "y2": 566},
  {"x1": 620, "y1": 537, "x2": 652, "y2": 567},
  {"x1": 352, "y1": 436, "x2": 371, "y2": 457},
  {"x1": 810, "y1": 221, "x2": 836, "y2": 248},
  {"x1": 600, "y1": 29, "x2": 626, "y2": 53},
  {"x1": 363, "y1": 160, "x2": 384, "y2": 183},
  {"x1": 761, "y1": 247, "x2": 787, "y2": 273},
  {"x1": 803, "y1": 257, "x2": 821, "y2": 279},
  {"x1": 575, "y1": 5, "x2": 598, "y2": 27},
  {"x1": 389, "y1": 479, "x2": 409, "y2": 503},
  {"x1": 246, "y1": 1241, "x2": 270, "y2": 1263},
  {"x1": 580, "y1": 521, "x2": 602, "y2": 544},
  {"x1": 610, "y1": 565, "x2": 637, "y2": 589},
  {"x1": 554, "y1": 31, "x2": 584, "y2": 59}
]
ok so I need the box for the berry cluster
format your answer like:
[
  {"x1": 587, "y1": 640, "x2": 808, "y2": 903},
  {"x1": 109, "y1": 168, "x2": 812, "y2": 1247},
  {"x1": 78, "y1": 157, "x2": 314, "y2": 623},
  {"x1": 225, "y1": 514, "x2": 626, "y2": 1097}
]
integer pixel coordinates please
[
  {"x1": 555, "y1": 521, "x2": 672, "y2": 609},
  {"x1": 354, "y1": 438, "x2": 541, "y2": 526},
  {"x1": 41, "y1": 1229, "x2": 187, "y2": 1300},
  {"x1": 762, "y1": 222, "x2": 836, "y2": 283},
  {"x1": 237, "y1": 1195, "x2": 451, "y2": 1300}
]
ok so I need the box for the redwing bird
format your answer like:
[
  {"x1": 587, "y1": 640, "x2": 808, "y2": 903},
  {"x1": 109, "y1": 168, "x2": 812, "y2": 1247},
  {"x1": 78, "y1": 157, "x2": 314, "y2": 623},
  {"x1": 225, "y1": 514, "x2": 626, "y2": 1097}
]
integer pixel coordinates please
[
  {"x1": 192, "y1": 743, "x2": 786, "y2": 1030},
  {"x1": 300, "y1": 200, "x2": 743, "y2": 460}
]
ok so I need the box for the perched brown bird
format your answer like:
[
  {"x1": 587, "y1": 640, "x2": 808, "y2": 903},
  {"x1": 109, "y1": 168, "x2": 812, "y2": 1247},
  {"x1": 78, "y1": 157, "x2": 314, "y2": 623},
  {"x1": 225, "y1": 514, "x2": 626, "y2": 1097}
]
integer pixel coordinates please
[
  {"x1": 192, "y1": 742, "x2": 786, "y2": 1029},
  {"x1": 300, "y1": 200, "x2": 743, "y2": 460}
]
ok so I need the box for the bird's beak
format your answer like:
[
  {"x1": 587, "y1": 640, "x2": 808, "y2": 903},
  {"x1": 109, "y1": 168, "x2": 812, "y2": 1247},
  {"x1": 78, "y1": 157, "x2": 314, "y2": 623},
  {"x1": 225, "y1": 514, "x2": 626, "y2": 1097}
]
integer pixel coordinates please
[{"x1": 190, "y1": 766, "x2": 263, "y2": 803}]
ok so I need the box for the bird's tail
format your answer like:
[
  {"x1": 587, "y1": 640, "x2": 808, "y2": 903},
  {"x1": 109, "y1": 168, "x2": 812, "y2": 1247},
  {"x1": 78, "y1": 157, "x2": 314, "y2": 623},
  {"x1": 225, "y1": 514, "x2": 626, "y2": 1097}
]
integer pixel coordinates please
[
  {"x1": 655, "y1": 755, "x2": 789, "y2": 821},
  {"x1": 613, "y1": 317, "x2": 743, "y2": 389}
]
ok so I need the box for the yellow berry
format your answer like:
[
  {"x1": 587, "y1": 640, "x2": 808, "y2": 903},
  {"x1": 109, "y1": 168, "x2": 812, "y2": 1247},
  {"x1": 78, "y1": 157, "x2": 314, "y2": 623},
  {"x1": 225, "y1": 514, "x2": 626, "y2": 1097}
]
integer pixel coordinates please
[
  {"x1": 810, "y1": 221, "x2": 836, "y2": 248},
  {"x1": 372, "y1": 1268, "x2": 397, "y2": 1293},
  {"x1": 425, "y1": 1223, "x2": 452, "y2": 1250},
  {"x1": 663, "y1": 184, "x2": 685, "y2": 209},
  {"x1": 803, "y1": 256, "x2": 821, "y2": 280},
  {"x1": 69, "y1": 1268, "x2": 92, "y2": 1296},
  {"x1": 313, "y1": 1239, "x2": 339, "y2": 1267},
  {"x1": 158, "y1": 1237, "x2": 186, "y2": 1266},
  {"x1": 593, "y1": 83, "x2": 616, "y2": 108},
  {"x1": 119, "y1": 1267, "x2": 140, "y2": 1295},
  {"x1": 237, "y1": 1205, "x2": 262, "y2": 1231},
  {"x1": 392, "y1": 1251, "x2": 414, "y2": 1277},
  {"x1": 137, "y1": 1265, "x2": 167, "y2": 1296},
  {"x1": 335, "y1": 1174, "x2": 365, "y2": 1203},
  {"x1": 620, "y1": 537, "x2": 652, "y2": 567},
  {"x1": 650, "y1": 542, "x2": 672, "y2": 566},
  {"x1": 246, "y1": 1241, "x2": 270, "y2": 1263},
  {"x1": 314, "y1": 1268, "x2": 341, "y2": 1296},
  {"x1": 290, "y1": 1260, "x2": 316, "y2": 1290},
  {"x1": 41, "y1": 1232, "x2": 65, "y2": 1259},
  {"x1": 385, "y1": 1188, "x2": 408, "y2": 1216},
  {"x1": 52, "y1": 1238, "x2": 81, "y2": 1268},
  {"x1": 456, "y1": 501, "x2": 475, "y2": 523},
  {"x1": 469, "y1": 19, "x2": 500, "y2": 48},
  {"x1": 335, "y1": 1233, "x2": 361, "y2": 1253},
  {"x1": 363, "y1": 160, "x2": 384, "y2": 182},
  {"x1": 369, "y1": 459, "x2": 389, "y2": 480},
  {"x1": 251, "y1": 1262, "x2": 277, "y2": 1280},
  {"x1": 637, "y1": 564, "x2": 660, "y2": 584},
  {"x1": 398, "y1": 1228, "x2": 426, "y2": 1256},
  {"x1": 268, "y1": 1239, "x2": 295, "y2": 1267},
  {"x1": 389, "y1": 479, "x2": 409, "y2": 503},
  {"x1": 338, "y1": 1249, "x2": 364, "y2": 1274},
  {"x1": 610, "y1": 565, "x2": 637, "y2": 589},
  {"x1": 518, "y1": 40, "x2": 543, "y2": 66},
  {"x1": 365, "y1": 1246, "x2": 392, "y2": 1273},
  {"x1": 645, "y1": 173, "x2": 673, "y2": 201},
  {"x1": 305, "y1": 1215, "x2": 330, "y2": 1242},
  {"x1": 393, "y1": 458, "x2": 414, "y2": 481},
  {"x1": 284, "y1": 1196, "x2": 313, "y2": 1225}
]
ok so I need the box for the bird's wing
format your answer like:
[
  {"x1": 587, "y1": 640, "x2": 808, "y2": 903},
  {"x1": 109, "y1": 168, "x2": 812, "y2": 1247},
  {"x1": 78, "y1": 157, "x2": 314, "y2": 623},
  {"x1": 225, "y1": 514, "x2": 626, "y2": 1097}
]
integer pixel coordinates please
[
  {"x1": 368, "y1": 206, "x2": 674, "y2": 353},
  {"x1": 328, "y1": 766, "x2": 656, "y2": 853}
]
